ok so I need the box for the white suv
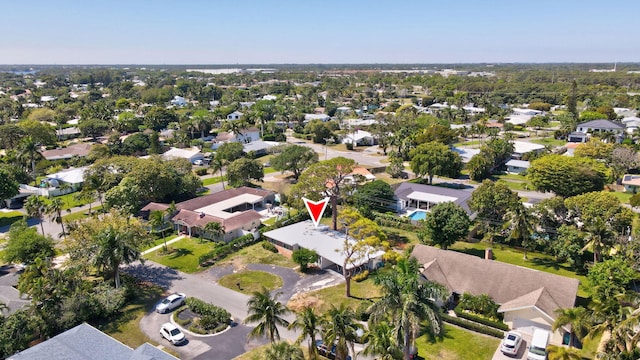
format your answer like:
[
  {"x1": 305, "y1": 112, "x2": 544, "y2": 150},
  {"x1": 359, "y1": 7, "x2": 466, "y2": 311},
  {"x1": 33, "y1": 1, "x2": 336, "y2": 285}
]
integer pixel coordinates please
[{"x1": 160, "y1": 322, "x2": 186, "y2": 345}]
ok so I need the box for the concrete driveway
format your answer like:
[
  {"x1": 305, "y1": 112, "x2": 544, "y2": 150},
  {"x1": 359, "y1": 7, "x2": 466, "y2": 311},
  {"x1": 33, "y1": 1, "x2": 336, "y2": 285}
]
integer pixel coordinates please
[{"x1": 492, "y1": 332, "x2": 531, "y2": 360}]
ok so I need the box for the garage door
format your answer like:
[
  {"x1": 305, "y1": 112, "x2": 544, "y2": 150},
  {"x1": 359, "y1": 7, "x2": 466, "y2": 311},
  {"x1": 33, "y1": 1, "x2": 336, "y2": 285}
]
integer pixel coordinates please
[{"x1": 512, "y1": 318, "x2": 551, "y2": 335}]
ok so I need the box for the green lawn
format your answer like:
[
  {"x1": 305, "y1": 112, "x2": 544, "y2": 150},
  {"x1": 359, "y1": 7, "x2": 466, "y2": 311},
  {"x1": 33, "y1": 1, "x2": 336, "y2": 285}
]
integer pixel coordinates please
[
  {"x1": 608, "y1": 190, "x2": 632, "y2": 204},
  {"x1": 91, "y1": 281, "x2": 179, "y2": 358},
  {"x1": 449, "y1": 241, "x2": 589, "y2": 297},
  {"x1": 218, "y1": 270, "x2": 283, "y2": 295},
  {"x1": 62, "y1": 205, "x2": 104, "y2": 222},
  {"x1": 0, "y1": 211, "x2": 25, "y2": 228},
  {"x1": 202, "y1": 176, "x2": 224, "y2": 186},
  {"x1": 219, "y1": 242, "x2": 297, "y2": 269},
  {"x1": 453, "y1": 140, "x2": 483, "y2": 147},
  {"x1": 262, "y1": 217, "x2": 277, "y2": 226},
  {"x1": 54, "y1": 192, "x2": 91, "y2": 210},
  {"x1": 288, "y1": 277, "x2": 382, "y2": 314},
  {"x1": 144, "y1": 237, "x2": 217, "y2": 273},
  {"x1": 264, "y1": 167, "x2": 277, "y2": 175},
  {"x1": 530, "y1": 138, "x2": 566, "y2": 147},
  {"x1": 415, "y1": 324, "x2": 499, "y2": 360},
  {"x1": 146, "y1": 232, "x2": 180, "y2": 250}
]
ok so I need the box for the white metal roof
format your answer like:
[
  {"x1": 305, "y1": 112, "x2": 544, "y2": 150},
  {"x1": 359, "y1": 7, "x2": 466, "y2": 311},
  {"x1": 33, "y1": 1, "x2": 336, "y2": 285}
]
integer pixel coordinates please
[
  {"x1": 45, "y1": 166, "x2": 88, "y2": 184},
  {"x1": 505, "y1": 159, "x2": 531, "y2": 168},
  {"x1": 512, "y1": 141, "x2": 545, "y2": 154},
  {"x1": 195, "y1": 193, "x2": 263, "y2": 219},
  {"x1": 162, "y1": 147, "x2": 202, "y2": 160},
  {"x1": 406, "y1": 191, "x2": 457, "y2": 203}
]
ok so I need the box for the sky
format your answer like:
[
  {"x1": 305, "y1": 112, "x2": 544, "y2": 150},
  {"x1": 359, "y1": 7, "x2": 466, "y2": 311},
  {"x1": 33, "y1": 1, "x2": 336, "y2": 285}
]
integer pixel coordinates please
[{"x1": 1, "y1": 0, "x2": 639, "y2": 64}]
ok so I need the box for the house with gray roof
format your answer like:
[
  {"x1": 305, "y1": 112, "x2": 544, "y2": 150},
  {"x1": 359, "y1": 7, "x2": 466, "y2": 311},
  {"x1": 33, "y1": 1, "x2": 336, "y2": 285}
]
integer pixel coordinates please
[
  {"x1": 411, "y1": 245, "x2": 579, "y2": 345},
  {"x1": 394, "y1": 182, "x2": 473, "y2": 214},
  {"x1": 8, "y1": 323, "x2": 178, "y2": 360}
]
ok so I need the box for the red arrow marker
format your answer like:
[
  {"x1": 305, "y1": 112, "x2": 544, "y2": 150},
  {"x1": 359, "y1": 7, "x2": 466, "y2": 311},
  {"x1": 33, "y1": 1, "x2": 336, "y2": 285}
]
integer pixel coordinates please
[{"x1": 302, "y1": 197, "x2": 330, "y2": 228}]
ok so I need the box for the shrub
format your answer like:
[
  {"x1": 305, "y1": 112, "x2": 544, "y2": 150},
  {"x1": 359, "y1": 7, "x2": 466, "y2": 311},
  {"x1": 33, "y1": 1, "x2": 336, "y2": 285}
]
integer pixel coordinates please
[
  {"x1": 199, "y1": 315, "x2": 218, "y2": 330},
  {"x1": 198, "y1": 233, "x2": 258, "y2": 265},
  {"x1": 441, "y1": 313, "x2": 504, "y2": 338},
  {"x1": 355, "y1": 301, "x2": 371, "y2": 321},
  {"x1": 185, "y1": 297, "x2": 231, "y2": 325},
  {"x1": 346, "y1": 142, "x2": 354, "y2": 150},
  {"x1": 353, "y1": 270, "x2": 369, "y2": 282},
  {"x1": 261, "y1": 241, "x2": 278, "y2": 253},
  {"x1": 188, "y1": 325, "x2": 207, "y2": 335},
  {"x1": 195, "y1": 168, "x2": 208, "y2": 176},
  {"x1": 292, "y1": 248, "x2": 319, "y2": 271},
  {"x1": 453, "y1": 309, "x2": 509, "y2": 331}
]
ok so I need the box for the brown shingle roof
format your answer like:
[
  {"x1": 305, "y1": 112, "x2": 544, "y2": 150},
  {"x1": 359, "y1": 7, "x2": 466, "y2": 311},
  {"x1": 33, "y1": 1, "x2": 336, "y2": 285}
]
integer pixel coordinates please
[
  {"x1": 140, "y1": 202, "x2": 169, "y2": 212},
  {"x1": 42, "y1": 143, "x2": 93, "y2": 160},
  {"x1": 171, "y1": 208, "x2": 261, "y2": 232},
  {"x1": 411, "y1": 245, "x2": 579, "y2": 319}
]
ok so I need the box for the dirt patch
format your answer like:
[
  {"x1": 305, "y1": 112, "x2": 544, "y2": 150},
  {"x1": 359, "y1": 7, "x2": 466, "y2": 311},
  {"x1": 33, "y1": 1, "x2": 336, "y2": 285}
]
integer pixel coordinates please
[{"x1": 287, "y1": 292, "x2": 324, "y2": 312}]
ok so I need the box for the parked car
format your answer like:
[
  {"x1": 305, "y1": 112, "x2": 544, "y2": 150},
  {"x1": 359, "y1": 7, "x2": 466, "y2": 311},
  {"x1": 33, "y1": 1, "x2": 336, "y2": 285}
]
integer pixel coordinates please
[
  {"x1": 160, "y1": 322, "x2": 186, "y2": 345},
  {"x1": 500, "y1": 331, "x2": 523, "y2": 356},
  {"x1": 527, "y1": 328, "x2": 550, "y2": 360},
  {"x1": 155, "y1": 293, "x2": 186, "y2": 313}
]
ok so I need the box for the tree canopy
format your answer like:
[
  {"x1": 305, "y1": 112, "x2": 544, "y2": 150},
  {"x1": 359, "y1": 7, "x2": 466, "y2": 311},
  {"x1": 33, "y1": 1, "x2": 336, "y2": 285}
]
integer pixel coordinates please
[
  {"x1": 528, "y1": 154, "x2": 611, "y2": 197},
  {"x1": 419, "y1": 202, "x2": 471, "y2": 250},
  {"x1": 409, "y1": 141, "x2": 462, "y2": 184},
  {"x1": 270, "y1": 144, "x2": 318, "y2": 180}
]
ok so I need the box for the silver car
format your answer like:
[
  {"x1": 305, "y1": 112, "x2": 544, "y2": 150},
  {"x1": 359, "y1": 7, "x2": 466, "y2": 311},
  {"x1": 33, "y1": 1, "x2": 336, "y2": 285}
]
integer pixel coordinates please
[{"x1": 155, "y1": 293, "x2": 186, "y2": 314}]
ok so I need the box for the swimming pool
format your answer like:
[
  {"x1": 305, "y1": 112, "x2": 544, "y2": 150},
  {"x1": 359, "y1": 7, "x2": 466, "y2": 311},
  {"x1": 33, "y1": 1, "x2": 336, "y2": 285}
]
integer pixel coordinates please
[{"x1": 407, "y1": 210, "x2": 427, "y2": 221}]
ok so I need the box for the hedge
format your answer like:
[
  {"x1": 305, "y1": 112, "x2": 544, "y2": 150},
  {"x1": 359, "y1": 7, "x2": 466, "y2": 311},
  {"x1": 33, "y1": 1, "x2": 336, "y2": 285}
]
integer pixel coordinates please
[
  {"x1": 453, "y1": 309, "x2": 509, "y2": 331},
  {"x1": 184, "y1": 297, "x2": 231, "y2": 325},
  {"x1": 198, "y1": 233, "x2": 258, "y2": 265},
  {"x1": 441, "y1": 313, "x2": 505, "y2": 338}
]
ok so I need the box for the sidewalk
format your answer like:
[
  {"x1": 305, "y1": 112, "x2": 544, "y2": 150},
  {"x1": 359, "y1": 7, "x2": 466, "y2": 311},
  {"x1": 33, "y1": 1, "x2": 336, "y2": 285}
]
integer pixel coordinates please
[{"x1": 141, "y1": 235, "x2": 186, "y2": 256}]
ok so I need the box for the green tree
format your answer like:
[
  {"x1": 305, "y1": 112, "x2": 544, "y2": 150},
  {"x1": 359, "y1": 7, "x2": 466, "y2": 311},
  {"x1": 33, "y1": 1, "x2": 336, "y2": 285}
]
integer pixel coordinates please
[
  {"x1": 65, "y1": 210, "x2": 152, "y2": 288},
  {"x1": 148, "y1": 131, "x2": 161, "y2": 154},
  {"x1": 292, "y1": 157, "x2": 357, "y2": 230},
  {"x1": 386, "y1": 152, "x2": 405, "y2": 178},
  {"x1": 148, "y1": 210, "x2": 169, "y2": 249},
  {"x1": 466, "y1": 153, "x2": 493, "y2": 181},
  {"x1": 553, "y1": 307, "x2": 589, "y2": 349},
  {"x1": 204, "y1": 221, "x2": 225, "y2": 241},
  {"x1": 369, "y1": 257, "x2": 448, "y2": 360},
  {"x1": 528, "y1": 154, "x2": 611, "y2": 197},
  {"x1": 2, "y1": 220, "x2": 55, "y2": 264},
  {"x1": 0, "y1": 310, "x2": 37, "y2": 358},
  {"x1": 503, "y1": 203, "x2": 536, "y2": 259},
  {"x1": 144, "y1": 107, "x2": 177, "y2": 131},
  {"x1": 573, "y1": 139, "x2": 614, "y2": 161},
  {"x1": 270, "y1": 144, "x2": 318, "y2": 181},
  {"x1": 0, "y1": 123, "x2": 26, "y2": 149},
  {"x1": 25, "y1": 195, "x2": 47, "y2": 236},
  {"x1": 18, "y1": 136, "x2": 42, "y2": 179},
  {"x1": 361, "y1": 321, "x2": 402, "y2": 360},
  {"x1": 587, "y1": 258, "x2": 636, "y2": 303},
  {"x1": 354, "y1": 179, "x2": 395, "y2": 213},
  {"x1": 245, "y1": 287, "x2": 290, "y2": 343},
  {"x1": 226, "y1": 158, "x2": 264, "y2": 187},
  {"x1": 419, "y1": 202, "x2": 470, "y2": 250},
  {"x1": 215, "y1": 141, "x2": 244, "y2": 163},
  {"x1": 322, "y1": 304, "x2": 363, "y2": 360},
  {"x1": 409, "y1": 141, "x2": 462, "y2": 184},
  {"x1": 0, "y1": 167, "x2": 19, "y2": 201},
  {"x1": 469, "y1": 180, "x2": 520, "y2": 226},
  {"x1": 567, "y1": 80, "x2": 578, "y2": 117},
  {"x1": 291, "y1": 248, "x2": 319, "y2": 272},
  {"x1": 46, "y1": 197, "x2": 66, "y2": 237},
  {"x1": 264, "y1": 342, "x2": 304, "y2": 360},
  {"x1": 17, "y1": 120, "x2": 56, "y2": 146},
  {"x1": 78, "y1": 118, "x2": 110, "y2": 140},
  {"x1": 288, "y1": 306, "x2": 321, "y2": 359}
]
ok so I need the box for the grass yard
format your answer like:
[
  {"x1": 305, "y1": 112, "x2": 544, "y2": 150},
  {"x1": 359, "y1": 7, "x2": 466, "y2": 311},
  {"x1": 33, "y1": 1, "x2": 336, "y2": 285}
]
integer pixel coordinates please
[
  {"x1": 91, "y1": 281, "x2": 179, "y2": 358},
  {"x1": 202, "y1": 176, "x2": 224, "y2": 186},
  {"x1": 449, "y1": 241, "x2": 589, "y2": 297},
  {"x1": 288, "y1": 277, "x2": 382, "y2": 314},
  {"x1": 607, "y1": 190, "x2": 632, "y2": 204},
  {"x1": 415, "y1": 323, "x2": 499, "y2": 360},
  {"x1": 219, "y1": 242, "x2": 297, "y2": 269},
  {"x1": 62, "y1": 205, "x2": 103, "y2": 222},
  {"x1": 453, "y1": 140, "x2": 483, "y2": 147},
  {"x1": 376, "y1": 172, "x2": 408, "y2": 185},
  {"x1": 234, "y1": 343, "x2": 317, "y2": 360},
  {"x1": 146, "y1": 232, "x2": 180, "y2": 250},
  {"x1": 218, "y1": 270, "x2": 283, "y2": 295},
  {"x1": 262, "y1": 217, "x2": 277, "y2": 226},
  {"x1": 0, "y1": 210, "x2": 25, "y2": 228},
  {"x1": 530, "y1": 137, "x2": 566, "y2": 147},
  {"x1": 264, "y1": 167, "x2": 278, "y2": 175},
  {"x1": 144, "y1": 236, "x2": 217, "y2": 273},
  {"x1": 54, "y1": 192, "x2": 91, "y2": 210}
]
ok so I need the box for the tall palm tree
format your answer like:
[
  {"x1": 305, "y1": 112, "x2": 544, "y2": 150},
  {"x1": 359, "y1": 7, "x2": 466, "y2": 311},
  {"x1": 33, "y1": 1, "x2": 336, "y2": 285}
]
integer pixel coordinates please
[
  {"x1": 360, "y1": 321, "x2": 402, "y2": 360},
  {"x1": 264, "y1": 341, "x2": 304, "y2": 360},
  {"x1": 553, "y1": 307, "x2": 589, "y2": 349},
  {"x1": 321, "y1": 304, "x2": 363, "y2": 360},
  {"x1": 18, "y1": 136, "x2": 42, "y2": 181},
  {"x1": 503, "y1": 204, "x2": 536, "y2": 259},
  {"x1": 47, "y1": 197, "x2": 65, "y2": 237},
  {"x1": 148, "y1": 210, "x2": 169, "y2": 249},
  {"x1": 93, "y1": 223, "x2": 143, "y2": 288},
  {"x1": 370, "y1": 257, "x2": 448, "y2": 360},
  {"x1": 582, "y1": 217, "x2": 613, "y2": 264},
  {"x1": 210, "y1": 157, "x2": 226, "y2": 190},
  {"x1": 25, "y1": 195, "x2": 47, "y2": 236},
  {"x1": 204, "y1": 221, "x2": 225, "y2": 242},
  {"x1": 288, "y1": 306, "x2": 321, "y2": 360},
  {"x1": 546, "y1": 345, "x2": 582, "y2": 360},
  {"x1": 245, "y1": 287, "x2": 290, "y2": 343}
]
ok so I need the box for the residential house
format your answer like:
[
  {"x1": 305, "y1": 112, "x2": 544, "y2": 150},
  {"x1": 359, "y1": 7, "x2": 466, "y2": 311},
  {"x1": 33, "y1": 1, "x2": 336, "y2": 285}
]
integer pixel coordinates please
[
  {"x1": 170, "y1": 95, "x2": 187, "y2": 107},
  {"x1": 44, "y1": 166, "x2": 88, "y2": 192},
  {"x1": 345, "y1": 167, "x2": 376, "y2": 184},
  {"x1": 575, "y1": 119, "x2": 625, "y2": 135},
  {"x1": 0, "y1": 265, "x2": 30, "y2": 315},
  {"x1": 141, "y1": 186, "x2": 274, "y2": 242},
  {"x1": 511, "y1": 141, "x2": 545, "y2": 160},
  {"x1": 161, "y1": 147, "x2": 204, "y2": 164},
  {"x1": 451, "y1": 146, "x2": 480, "y2": 163},
  {"x1": 411, "y1": 245, "x2": 579, "y2": 344},
  {"x1": 394, "y1": 182, "x2": 473, "y2": 214},
  {"x1": 263, "y1": 220, "x2": 385, "y2": 275},
  {"x1": 8, "y1": 323, "x2": 177, "y2": 360},
  {"x1": 56, "y1": 127, "x2": 81, "y2": 140},
  {"x1": 342, "y1": 130, "x2": 376, "y2": 146},
  {"x1": 505, "y1": 159, "x2": 530, "y2": 174},
  {"x1": 227, "y1": 111, "x2": 244, "y2": 121},
  {"x1": 622, "y1": 174, "x2": 640, "y2": 193},
  {"x1": 622, "y1": 116, "x2": 640, "y2": 134},
  {"x1": 512, "y1": 108, "x2": 543, "y2": 116},
  {"x1": 42, "y1": 143, "x2": 93, "y2": 161},
  {"x1": 304, "y1": 114, "x2": 331, "y2": 122},
  {"x1": 242, "y1": 140, "x2": 277, "y2": 156},
  {"x1": 211, "y1": 127, "x2": 260, "y2": 149},
  {"x1": 567, "y1": 131, "x2": 588, "y2": 143}
]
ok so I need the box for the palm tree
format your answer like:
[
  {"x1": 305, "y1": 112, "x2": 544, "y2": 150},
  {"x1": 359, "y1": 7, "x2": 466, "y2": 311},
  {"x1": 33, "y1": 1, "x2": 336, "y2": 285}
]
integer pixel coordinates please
[
  {"x1": 264, "y1": 341, "x2": 304, "y2": 360},
  {"x1": 204, "y1": 221, "x2": 225, "y2": 242},
  {"x1": 370, "y1": 257, "x2": 448, "y2": 360},
  {"x1": 321, "y1": 304, "x2": 363, "y2": 360},
  {"x1": 553, "y1": 307, "x2": 589, "y2": 348},
  {"x1": 93, "y1": 222, "x2": 144, "y2": 288},
  {"x1": 360, "y1": 321, "x2": 402, "y2": 360},
  {"x1": 245, "y1": 287, "x2": 290, "y2": 343},
  {"x1": 47, "y1": 197, "x2": 65, "y2": 237},
  {"x1": 582, "y1": 217, "x2": 613, "y2": 264},
  {"x1": 288, "y1": 306, "x2": 321, "y2": 360},
  {"x1": 25, "y1": 195, "x2": 47, "y2": 236},
  {"x1": 547, "y1": 345, "x2": 582, "y2": 360},
  {"x1": 503, "y1": 204, "x2": 536, "y2": 259},
  {"x1": 148, "y1": 210, "x2": 168, "y2": 249},
  {"x1": 18, "y1": 136, "x2": 42, "y2": 181},
  {"x1": 210, "y1": 157, "x2": 226, "y2": 190}
]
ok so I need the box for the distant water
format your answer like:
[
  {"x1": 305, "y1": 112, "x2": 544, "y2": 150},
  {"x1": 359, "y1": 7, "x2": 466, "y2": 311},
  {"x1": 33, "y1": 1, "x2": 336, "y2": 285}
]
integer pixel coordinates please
[{"x1": 0, "y1": 69, "x2": 38, "y2": 75}]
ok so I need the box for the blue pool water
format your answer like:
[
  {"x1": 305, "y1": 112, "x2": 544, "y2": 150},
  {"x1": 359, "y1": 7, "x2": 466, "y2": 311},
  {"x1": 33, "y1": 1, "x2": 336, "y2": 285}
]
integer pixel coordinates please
[{"x1": 408, "y1": 210, "x2": 427, "y2": 221}]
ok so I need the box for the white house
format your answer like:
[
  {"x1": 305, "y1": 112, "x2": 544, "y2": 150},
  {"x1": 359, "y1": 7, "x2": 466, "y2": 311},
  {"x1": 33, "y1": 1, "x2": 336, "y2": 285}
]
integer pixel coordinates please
[
  {"x1": 622, "y1": 174, "x2": 640, "y2": 193},
  {"x1": 262, "y1": 95, "x2": 277, "y2": 101},
  {"x1": 170, "y1": 96, "x2": 187, "y2": 107},
  {"x1": 622, "y1": 116, "x2": 640, "y2": 134},
  {"x1": 161, "y1": 147, "x2": 204, "y2": 164},
  {"x1": 211, "y1": 127, "x2": 261, "y2": 149},
  {"x1": 264, "y1": 220, "x2": 385, "y2": 275},
  {"x1": 505, "y1": 159, "x2": 530, "y2": 174},
  {"x1": 227, "y1": 111, "x2": 244, "y2": 121},
  {"x1": 451, "y1": 146, "x2": 480, "y2": 163},
  {"x1": 512, "y1": 108, "x2": 543, "y2": 116},
  {"x1": 342, "y1": 130, "x2": 375, "y2": 146},
  {"x1": 511, "y1": 141, "x2": 545, "y2": 160},
  {"x1": 304, "y1": 114, "x2": 331, "y2": 122},
  {"x1": 576, "y1": 119, "x2": 625, "y2": 134}
]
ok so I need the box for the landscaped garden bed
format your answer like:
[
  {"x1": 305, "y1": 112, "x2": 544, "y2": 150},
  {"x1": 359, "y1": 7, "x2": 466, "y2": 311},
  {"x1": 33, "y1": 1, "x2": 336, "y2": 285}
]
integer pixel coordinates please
[{"x1": 173, "y1": 297, "x2": 231, "y2": 335}]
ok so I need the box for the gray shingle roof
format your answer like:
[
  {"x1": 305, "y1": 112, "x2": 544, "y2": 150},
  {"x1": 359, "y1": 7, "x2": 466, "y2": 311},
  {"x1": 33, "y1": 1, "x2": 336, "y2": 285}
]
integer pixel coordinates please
[
  {"x1": 577, "y1": 119, "x2": 624, "y2": 130},
  {"x1": 394, "y1": 182, "x2": 473, "y2": 213}
]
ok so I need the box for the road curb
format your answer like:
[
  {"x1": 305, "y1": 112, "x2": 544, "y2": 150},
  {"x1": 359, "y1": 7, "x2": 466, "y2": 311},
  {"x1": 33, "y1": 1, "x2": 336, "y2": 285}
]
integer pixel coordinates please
[{"x1": 170, "y1": 312, "x2": 234, "y2": 338}]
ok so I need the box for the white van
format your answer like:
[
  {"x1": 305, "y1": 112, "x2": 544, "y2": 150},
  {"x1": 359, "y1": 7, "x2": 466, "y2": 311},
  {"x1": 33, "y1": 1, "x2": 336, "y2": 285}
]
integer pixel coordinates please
[{"x1": 527, "y1": 328, "x2": 550, "y2": 360}]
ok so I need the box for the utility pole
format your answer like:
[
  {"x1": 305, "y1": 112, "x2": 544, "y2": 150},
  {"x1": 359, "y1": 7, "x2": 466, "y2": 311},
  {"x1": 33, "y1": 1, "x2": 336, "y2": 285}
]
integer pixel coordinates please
[{"x1": 324, "y1": 138, "x2": 334, "y2": 161}]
